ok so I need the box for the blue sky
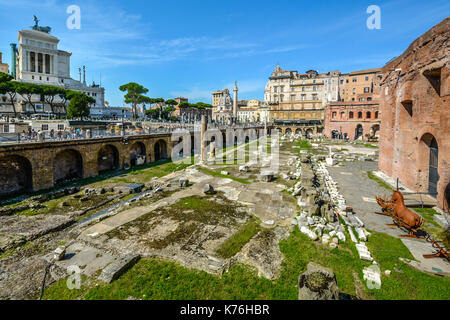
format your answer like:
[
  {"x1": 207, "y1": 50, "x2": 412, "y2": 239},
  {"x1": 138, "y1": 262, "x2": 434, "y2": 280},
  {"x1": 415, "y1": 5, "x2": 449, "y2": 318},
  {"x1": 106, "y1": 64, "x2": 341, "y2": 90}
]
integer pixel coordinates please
[{"x1": 0, "y1": 0, "x2": 448, "y2": 106}]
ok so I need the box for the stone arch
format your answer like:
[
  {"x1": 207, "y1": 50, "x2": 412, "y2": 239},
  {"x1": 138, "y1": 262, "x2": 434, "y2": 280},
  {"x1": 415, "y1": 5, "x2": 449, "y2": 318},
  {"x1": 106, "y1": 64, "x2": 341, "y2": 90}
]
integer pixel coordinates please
[
  {"x1": 419, "y1": 133, "x2": 439, "y2": 196},
  {"x1": 285, "y1": 128, "x2": 292, "y2": 135},
  {"x1": 98, "y1": 144, "x2": 120, "y2": 173},
  {"x1": 130, "y1": 141, "x2": 146, "y2": 166},
  {"x1": 371, "y1": 124, "x2": 380, "y2": 137},
  {"x1": 276, "y1": 127, "x2": 282, "y2": 133},
  {"x1": 154, "y1": 139, "x2": 168, "y2": 161},
  {"x1": 0, "y1": 155, "x2": 32, "y2": 197},
  {"x1": 355, "y1": 124, "x2": 363, "y2": 140},
  {"x1": 295, "y1": 128, "x2": 302, "y2": 135},
  {"x1": 305, "y1": 128, "x2": 313, "y2": 139},
  {"x1": 53, "y1": 149, "x2": 83, "y2": 184}
]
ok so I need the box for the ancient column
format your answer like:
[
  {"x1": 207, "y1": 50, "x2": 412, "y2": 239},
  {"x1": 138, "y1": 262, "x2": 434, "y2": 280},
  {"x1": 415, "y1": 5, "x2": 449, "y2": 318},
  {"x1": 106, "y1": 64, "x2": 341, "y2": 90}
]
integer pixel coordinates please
[
  {"x1": 201, "y1": 115, "x2": 207, "y2": 162},
  {"x1": 233, "y1": 81, "x2": 238, "y2": 121}
]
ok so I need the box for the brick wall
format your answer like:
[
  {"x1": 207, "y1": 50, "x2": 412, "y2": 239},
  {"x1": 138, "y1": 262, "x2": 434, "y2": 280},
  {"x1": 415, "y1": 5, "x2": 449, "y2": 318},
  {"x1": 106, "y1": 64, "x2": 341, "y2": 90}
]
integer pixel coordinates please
[{"x1": 379, "y1": 17, "x2": 450, "y2": 210}]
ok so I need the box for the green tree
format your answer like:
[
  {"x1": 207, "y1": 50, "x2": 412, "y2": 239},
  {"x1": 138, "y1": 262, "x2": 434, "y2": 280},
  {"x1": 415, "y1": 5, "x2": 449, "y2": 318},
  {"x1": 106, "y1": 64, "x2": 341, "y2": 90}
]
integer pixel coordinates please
[
  {"x1": 66, "y1": 92, "x2": 93, "y2": 119},
  {"x1": 119, "y1": 82, "x2": 149, "y2": 119},
  {"x1": 162, "y1": 106, "x2": 175, "y2": 119},
  {"x1": 178, "y1": 102, "x2": 190, "y2": 109},
  {"x1": 41, "y1": 85, "x2": 66, "y2": 114},
  {"x1": 152, "y1": 97, "x2": 165, "y2": 117},
  {"x1": 15, "y1": 83, "x2": 43, "y2": 114},
  {"x1": 0, "y1": 81, "x2": 18, "y2": 116},
  {"x1": 0, "y1": 72, "x2": 13, "y2": 83},
  {"x1": 165, "y1": 99, "x2": 178, "y2": 107},
  {"x1": 145, "y1": 108, "x2": 159, "y2": 120}
]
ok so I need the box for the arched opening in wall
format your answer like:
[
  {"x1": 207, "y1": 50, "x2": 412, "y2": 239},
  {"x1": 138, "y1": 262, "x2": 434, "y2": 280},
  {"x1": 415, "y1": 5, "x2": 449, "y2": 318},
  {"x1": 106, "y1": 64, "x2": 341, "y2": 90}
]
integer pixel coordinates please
[
  {"x1": 285, "y1": 128, "x2": 292, "y2": 135},
  {"x1": 276, "y1": 128, "x2": 282, "y2": 133},
  {"x1": 306, "y1": 129, "x2": 313, "y2": 139},
  {"x1": 154, "y1": 139, "x2": 168, "y2": 161},
  {"x1": 370, "y1": 124, "x2": 380, "y2": 138},
  {"x1": 53, "y1": 149, "x2": 83, "y2": 185},
  {"x1": 421, "y1": 134, "x2": 439, "y2": 196},
  {"x1": 0, "y1": 155, "x2": 32, "y2": 197},
  {"x1": 98, "y1": 144, "x2": 119, "y2": 173},
  {"x1": 355, "y1": 125, "x2": 363, "y2": 140},
  {"x1": 295, "y1": 128, "x2": 302, "y2": 135},
  {"x1": 234, "y1": 136, "x2": 238, "y2": 146},
  {"x1": 418, "y1": 133, "x2": 440, "y2": 197},
  {"x1": 130, "y1": 142, "x2": 146, "y2": 166},
  {"x1": 245, "y1": 136, "x2": 250, "y2": 143}
]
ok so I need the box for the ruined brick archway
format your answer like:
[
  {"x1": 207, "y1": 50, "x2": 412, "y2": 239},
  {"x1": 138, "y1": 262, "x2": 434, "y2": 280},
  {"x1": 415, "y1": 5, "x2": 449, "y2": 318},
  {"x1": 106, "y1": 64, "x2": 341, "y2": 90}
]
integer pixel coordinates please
[
  {"x1": 418, "y1": 133, "x2": 439, "y2": 196},
  {"x1": 0, "y1": 155, "x2": 33, "y2": 197},
  {"x1": 98, "y1": 144, "x2": 120, "y2": 173},
  {"x1": 129, "y1": 142, "x2": 146, "y2": 166},
  {"x1": 154, "y1": 139, "x2": 168, "y2": 161},
  {"x1": 53, "y1": 149, "x2": 83, "y2": 185}
]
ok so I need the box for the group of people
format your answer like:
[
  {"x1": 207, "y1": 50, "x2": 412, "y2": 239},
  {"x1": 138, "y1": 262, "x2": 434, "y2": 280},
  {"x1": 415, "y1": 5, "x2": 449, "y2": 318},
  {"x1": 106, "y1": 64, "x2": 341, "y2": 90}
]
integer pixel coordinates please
[{"x1": 18, "y1": 128, "x2": 87, "y2": 142}]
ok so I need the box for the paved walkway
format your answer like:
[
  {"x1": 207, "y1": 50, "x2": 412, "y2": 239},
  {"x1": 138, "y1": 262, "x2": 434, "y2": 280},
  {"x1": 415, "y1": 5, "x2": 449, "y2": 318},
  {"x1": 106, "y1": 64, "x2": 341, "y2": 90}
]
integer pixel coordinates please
[{"x1": 328, "y1": 161, "x2": 450, "y2": 276}]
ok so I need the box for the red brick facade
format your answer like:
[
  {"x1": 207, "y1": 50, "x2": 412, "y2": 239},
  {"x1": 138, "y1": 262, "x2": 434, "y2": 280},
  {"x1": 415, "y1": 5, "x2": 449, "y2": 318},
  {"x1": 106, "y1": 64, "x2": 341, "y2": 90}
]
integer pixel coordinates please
[
  {"x1": 379, "y1": 17, "x2": 449, "y2": 211},
  {"x1": 324, "y1": 101, "x2": 380, "y2": 140}
]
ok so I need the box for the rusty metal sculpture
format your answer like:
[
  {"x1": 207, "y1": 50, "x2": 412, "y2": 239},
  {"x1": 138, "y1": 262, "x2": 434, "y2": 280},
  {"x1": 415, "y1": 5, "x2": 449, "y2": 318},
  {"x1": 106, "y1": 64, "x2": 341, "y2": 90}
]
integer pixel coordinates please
[
  {"x1": 376, "y1": 189, "x2": 450, "y2": 261},
  {"x1": 376, "y1": 190, "x2": 424, "y2": 237}
]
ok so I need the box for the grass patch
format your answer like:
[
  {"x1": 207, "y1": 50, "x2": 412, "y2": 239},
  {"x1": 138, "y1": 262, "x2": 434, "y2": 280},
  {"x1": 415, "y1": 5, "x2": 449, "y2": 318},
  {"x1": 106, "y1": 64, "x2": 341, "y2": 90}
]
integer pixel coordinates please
[
  {"x1": 83, "y1": 260, "x2": 274, "y2": 300},
  {"x1": 109, "y1": 160, "x2": 191, "y2": 185},
  {"x1": 412, "y1": 207, "x2": 449, "y2": 248},
  {"x1": 363, "y1": 143, "x2": 379, "y2": 149},
  {"x1": 367, "y1": 171, "x2": 394, "y2": 192},
  {"x1": 216, "y1": 218, "x2": 261, "y2": 258},
  {"x1": 42, "y1": 275, "x2": 89, "y2": 300},
  {"x1": 197, "y1": 167, "x2": 250, "y2": 184},
  {"x1": 413, "y1": 207, "x2": 441, "y2": 228},
  {"x1": 44, "y1": 226, "x2": 450, "y2": 300},
  {"x1": 365, "y1": 231, "x2": 450, "y2": 300},
  {"x1": 295, "y1": 139, "x2": 312, "y2": 151}
]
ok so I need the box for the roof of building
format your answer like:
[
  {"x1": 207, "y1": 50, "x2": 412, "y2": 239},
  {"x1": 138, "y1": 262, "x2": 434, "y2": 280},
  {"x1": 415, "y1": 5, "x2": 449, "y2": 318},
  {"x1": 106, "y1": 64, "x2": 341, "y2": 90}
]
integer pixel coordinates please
[
  {"x1": 347, "y1": 68, "x2": 382, "y2": 76},
  {"x1": 18, "y1": 29, "x2": 59, "y2": 43}
]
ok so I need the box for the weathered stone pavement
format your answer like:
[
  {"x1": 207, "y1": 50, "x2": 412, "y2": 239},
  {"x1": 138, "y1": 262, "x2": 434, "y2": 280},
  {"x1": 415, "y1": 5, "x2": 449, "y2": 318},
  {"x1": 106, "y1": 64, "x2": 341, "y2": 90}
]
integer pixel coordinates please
[{"x1": 327, "y1": 160, "x2": 450, "y2": 276}]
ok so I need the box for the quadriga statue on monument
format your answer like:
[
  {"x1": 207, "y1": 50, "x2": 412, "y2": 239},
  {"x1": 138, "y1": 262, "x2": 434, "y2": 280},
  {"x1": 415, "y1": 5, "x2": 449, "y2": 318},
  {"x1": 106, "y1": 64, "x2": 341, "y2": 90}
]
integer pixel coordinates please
[{"x1": 32, "y1": 15, "x2": 52, "y2": 33}]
